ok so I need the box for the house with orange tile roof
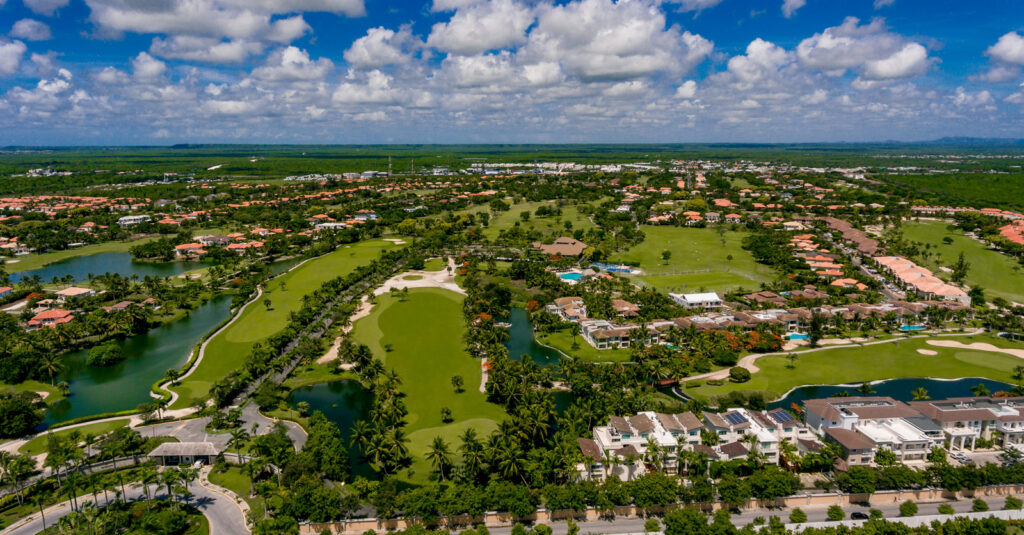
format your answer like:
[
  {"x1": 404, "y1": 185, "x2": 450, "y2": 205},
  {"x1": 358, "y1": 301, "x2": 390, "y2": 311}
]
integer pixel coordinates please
[{"x1": 28, "y1": 308, "x2": 74, "y2": 329}]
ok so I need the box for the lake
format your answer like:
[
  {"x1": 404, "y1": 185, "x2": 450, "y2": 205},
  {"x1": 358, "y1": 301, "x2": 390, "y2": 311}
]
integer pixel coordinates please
[
  {"x1": 10, "y1": 252, "x2": 198, "y2": 284},
  {"x1": 290, "y1": 380, "x2": 374, "y2": 476},
  {"x1": 505, "y1": 308, "x2": 563, "y2": 365},
  {"x1": 44, "y1": 295, "x2": 234, "y2": 425},
  {"x1": 767, "y1": 377, "x2": 1016, "y2": 411}
]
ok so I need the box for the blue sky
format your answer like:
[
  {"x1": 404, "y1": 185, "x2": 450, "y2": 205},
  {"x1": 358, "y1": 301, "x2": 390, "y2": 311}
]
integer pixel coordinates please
[{"x1": 0, "y1": 0, "x2": 1022, "y2": 145}]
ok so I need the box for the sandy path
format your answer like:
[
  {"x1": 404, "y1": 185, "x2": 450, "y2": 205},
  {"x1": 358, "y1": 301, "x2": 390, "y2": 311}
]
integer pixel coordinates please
[{"x1": 926, "y1": 340, "x2": 1024, "y2": 359}]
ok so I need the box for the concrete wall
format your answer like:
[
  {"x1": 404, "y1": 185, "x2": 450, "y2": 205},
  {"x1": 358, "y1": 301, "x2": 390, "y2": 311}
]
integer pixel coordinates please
[{"x1": 300, "y1": 484, "x2": 1024, "y2": 535}]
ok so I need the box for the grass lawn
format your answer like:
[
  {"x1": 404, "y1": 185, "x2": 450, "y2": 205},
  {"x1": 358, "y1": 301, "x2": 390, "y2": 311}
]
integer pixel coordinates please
[
  {"x1": 537, "y1": 329, "x2": 632, "y2": 363},
  {"x1": 19, "y1": 418, "x2": 131, "y2": 455},
  {"x1": 688, "y1": 334, "x2": 1024, "y2": 401},
  {"x1": 4, "y1": 238, "x2": 155, "y2": 273},
  {"x1": 0, "y1": 380, "x2": 64, "y2": 405},
  {"x1": 423, "y1": 257, "x2": 447, "y2": 271},
  {"x1": 611, "y1": 226, "x2": 775, "y2": 293},
  {"x1": 902, "y1": 221, "x2": 1024, "y2": 304},
  {"x1": 208, "y1": 466, "x2": 266, "y2": 519},
  {"x1": 479, "y1": 200, "x2": 596, "y2": 240},
  {"x1": 350, "y1": 288, "x2": 507, "y2": 480},
  {"x1": 169, "y1": 239, "x2": 404, "y2": 408}
]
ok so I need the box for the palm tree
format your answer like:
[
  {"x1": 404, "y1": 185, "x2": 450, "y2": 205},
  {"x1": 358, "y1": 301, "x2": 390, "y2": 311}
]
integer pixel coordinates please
[
  {"x1": 228, "y1": 428, "x2": 250, "y2": 463},
  {"x1": 855, "y1": 382, "x2": 876, "y2": 395},
  {"x1": 38, "y1": 353, "x2": 65, "y2": 385},
  {"x1": 179, "y1": 467, "x2": 198, "y2": 505},
  {"x1": 970, "y1": 383, "x2": 991, "y2": 397},
  {"x1": 911, "y1": 387, "x2": 930, "y2": 401},
  {"x1": 426, "y1": 436, "x2": 452, "y2": 481},
  {"x1": 162, "y1": 468, "x2": 179, "y2": 503},
  {"x1": 140, "y1": 467, "x2": 159, "y2": 503}
]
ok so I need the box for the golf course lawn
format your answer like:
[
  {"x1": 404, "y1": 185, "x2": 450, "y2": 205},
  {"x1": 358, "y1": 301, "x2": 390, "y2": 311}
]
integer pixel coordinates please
[
  {"x1": 350, "y1": 288, "x2": 507, "y2": 479},
  {"x1": 903, "y1": 221, "x2": 1024, "y2": 304},
  {"x1": 19, "y1": 419, "x2": 131, "y2": 455},
  {"x1": 688, "y1": 334, "x2": 1024, "y2": 401},
  {"x1": 422, "y1": 257, "x2": 447, "y2": 271},
  {"x1": 480, "y1": 200, "x2": 596, "y2": 240},
  {"x1": 611, "y1": 226, "x2": 775, "y2": 293},
  {"x1": 537, "y1": 329, "x2": 632, "y2": 363},
  {"x1": 169, "y1": 239, "x2": 404, "y2": 407},
  {"x1": 4, "y1": 238, "x2": 155, "y2": 273}
]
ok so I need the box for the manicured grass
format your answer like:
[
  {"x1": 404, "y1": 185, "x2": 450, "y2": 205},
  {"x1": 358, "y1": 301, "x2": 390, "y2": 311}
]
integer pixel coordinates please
[
  {"x1": 0, "y1": 380, "x2": 64, "y2": 406},
  {"x1": 19, "y1": 419, "x2": 130, "y2": 455},
  {"x1": 688, "y1": 334, "x2": 1024, "y2": 401},
  {"x1": 480, "y1": 200, "x2": 596, "y2": 240},
  {"x1": 403, "y1": 275, "x2": 423, "y2": 281},
  {"x1": 169, "y1": 239, "x2": 404, "y2": 407},
  {"x1": 902, "y1": 221, "x2": 1024, "y2": 304},
  {"x1": 350, "y1": 288, "x2": 506, "y2": 479},
  {"x1": 208, "y1": 467, "x2": 266, "y2": 519},
  {"x1": 611, "y1": 226, "x2": 775, "y2": 293},
  {"x1": 4, "y1": 238, "x2": 155, "y2": 273},
  {"x1": 537, "y1": 329, "x2": 632, "y2": 363},
  {"x1": 423, "y1": 257, "x2": 447, "y2": 271}
]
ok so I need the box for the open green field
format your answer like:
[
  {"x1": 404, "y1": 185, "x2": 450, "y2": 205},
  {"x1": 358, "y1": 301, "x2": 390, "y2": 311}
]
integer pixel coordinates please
[
  {"x1": 19, "y1": 418, "x2": 131, "y2": 455},
  {"x1": 0, "y1": 380, "x2": 64, "y2": 405},
  {"x1": 611, "y1": 226, "x2": 775, "y2": 293},
  {"x1": 350, "y1": 288, "x2": 506, "y2": 479},
  {"x1": 688, "y1": 334, "x2": 1024, "y2": 401},
  {"x1": 479, "y1": 200, "x2": 596, "y2": 240},
  {"x1": 422, "y1": 257, "x2": 447, "y2": 271},
  {"x1": 4, "y1": 238, "x2": 155, "y2": 273},
  {"x1": 169, "y1": 239, "x2": 404, "y2": 407},
  {"x1": 537, "y1": 329, "x2": 632, "y2": 363},
  {"x1": 903, "y1": 221, "x2": 1024, "y2": 304}
]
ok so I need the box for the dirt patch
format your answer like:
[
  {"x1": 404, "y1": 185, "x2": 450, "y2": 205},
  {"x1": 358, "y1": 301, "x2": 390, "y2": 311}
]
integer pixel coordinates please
[{"x1": 916, "y1": 349, "x2": 938, "y2": 356}]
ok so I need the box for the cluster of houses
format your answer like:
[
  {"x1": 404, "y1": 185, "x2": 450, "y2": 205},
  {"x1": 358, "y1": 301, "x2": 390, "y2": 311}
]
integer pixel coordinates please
[
  {"x1": 576, "y1": 394, "x2": 1024, "y2": 481},
  {"x1": 873, "y1": 256, "x2": 970, "y2": 306},
  {"x1": 175, "y1": 234, "x2": 266, "y2": 258},
  {"x1": 547, "y1": 292, "x2": 968, "y2": 351}
]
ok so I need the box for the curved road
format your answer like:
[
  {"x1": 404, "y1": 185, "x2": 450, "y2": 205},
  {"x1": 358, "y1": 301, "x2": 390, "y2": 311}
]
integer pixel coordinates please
[{"x1": 1, "y1": 476, "x2": 249, "y2": 535}]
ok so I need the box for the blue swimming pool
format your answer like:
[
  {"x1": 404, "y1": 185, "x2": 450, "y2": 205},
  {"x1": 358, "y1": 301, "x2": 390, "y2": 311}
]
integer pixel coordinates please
[
  {"x1": 900, "y1": 325, "x2": 926, "y2": 331},
  {"x1": 787, "y1": 333, "x2": 809, "y2": 340},
  {"x1": 592, "y1": 262, "x2": 633, "y2": 273},
  {"x1": 559, "y1": 272, "x2": 583, "y2": 281}
]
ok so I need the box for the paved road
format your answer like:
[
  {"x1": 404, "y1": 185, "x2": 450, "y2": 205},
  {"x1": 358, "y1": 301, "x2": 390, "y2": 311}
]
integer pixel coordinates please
[
  {"x1": 1, "y1": 475, "x2": 249, "y2": 535},
  {"x1": 135, "y1": 403, "x2": 306, "y2": 452},
  {"x1": 485, "y1": 497, "x2": 1012, "y2": 535}
]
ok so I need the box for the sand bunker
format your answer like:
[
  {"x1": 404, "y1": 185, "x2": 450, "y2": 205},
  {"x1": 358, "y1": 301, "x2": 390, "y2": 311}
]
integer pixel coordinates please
[
  {"x1": 927, "y1": 340, "x2": 1024, "y2": 359},
  {"x1": 916, "y1": 349, "x2": 938, "y2": 356}
]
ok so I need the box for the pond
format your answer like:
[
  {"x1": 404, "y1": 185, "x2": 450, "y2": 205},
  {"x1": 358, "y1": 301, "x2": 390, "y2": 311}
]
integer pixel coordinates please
[
  {"x1": 767, "y1": 377, "x2": 1016, "y2": 411},
  {"x1": 44, "y1": 295, "x2": 234, "y2": 426},
  {"x1": 290, "y1": 380, "x2": 374, "y2": 476},
  {"x1": 504, "y1": 308, "x2": 563, "y2": 366},
  {"x1": 10, "y1": 252, "x2": 198, "y2": 284}
]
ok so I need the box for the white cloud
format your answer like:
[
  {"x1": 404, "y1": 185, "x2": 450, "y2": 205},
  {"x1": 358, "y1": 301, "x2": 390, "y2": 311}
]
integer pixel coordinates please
[
  {"x1": 344, "y1": 27, "x2": 418, "y2": 69},
  {"x1": 11, "y1": 19, "x2": 52, "y2": 41},
  {"x1": 431, "y1": 0, "x2": 483, "y2": 11},
  {"x1": 132, "y1": 52, "x2": 166, "y2": 83},
  {"x1": 333, "y1": 70, "x2": 403, "y2": 104},
  {"x1": 205, "y1": 99, "x2": 255, "y2": 115},
  {"x1": 251, "y1": 46, "x2": 333, "y2": 81},
  {"x1": 951, "y1": 86, "x2": 994, "y2": 108},
  {"x1": 427, "y1": 0, "x2": 534, "y2": 55},
  {"x1": 0, "y1": 40, "x2": 27, "y2": 76},
  {"x1": 797, "y1": 17, "x2": 932, "y2": 80},
  {"x1": 666, "y1": 0, "x2": 724, "y2": 12},
  {"x1": 975, "y1": 65, "x2": 1021, "y2": 83},
  {"x1": 93, "y1": 66, "x2": 129, "y2": 84},
  {"x1": 726, "y1": 38, "x2": 790, "y2": 85},
  {"x1": 873, "y1": 0, "x2": 895, "y2": 8},
  {"x1": 24, "y1": 0, "x2": 69, "y2": 16},
  {"x1": 150, "y1": 37, "x2": 264, "y2": 63},
  {"x1": 986, "y1": 32, "x2": 1024, "y2": 65},
  {"x1": 519, "y1": 0, "x2": 712, "y2": 81},
  {"x1": 781, "y1": 0, "x2": 806, "y2": 18},
  {"x1": 441, "y1": 52, "x2": 517, "y2": 88},
  {"x1": 675, "y1": 80, "x2": 697, "y2": 99}
]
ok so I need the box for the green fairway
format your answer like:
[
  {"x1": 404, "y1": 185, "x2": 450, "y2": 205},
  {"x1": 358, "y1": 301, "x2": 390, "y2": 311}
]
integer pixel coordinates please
[
  {"x1": 688, "y1": 335, "x2": 1024, "y2": 401},
  {"x1": 19, "y1": 419, "x2": 130, "y2": 455},
  {"x1": 4, "y1": 238, "x2": 155, "y2": 273},
  {"x1": 903, "y1": 221, "x2": 1024, "y2": 304},
  {"x1": 0, "y1": 381, "x2": 64, "y2": 406},
  {"x1": 422, "y1": 257, "x2": 447, "y2": 271},
  {"x1": 478, "y1": 200, "x2": 595, "y2": 240},
  {"x1": 537, "y1": 329, "x2": 632, "y2": 363},
  {"x1": 169, "y1": 239, "x2": 404, "y2": 407},
  {"x1": 611, "y1": 226, "x2": 775, "y2": 293},
  {"x1": 350, "y1": 288, "x2": 506, "y2": 479}
]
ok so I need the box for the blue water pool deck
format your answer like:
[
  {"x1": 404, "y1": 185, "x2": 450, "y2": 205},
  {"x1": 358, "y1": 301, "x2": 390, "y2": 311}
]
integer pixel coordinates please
[
  {"x1": 900, "y1": 325, "x2": 927, "y2": 332},
  {"x1": 786, "y1": 333, "x2": 810, "y2": 340},
  {"x1": 558, "y1": 271, "x2": 583, "y2": 284},
  {"x1": 591, "y1": 262, "x2": 634, "y2": 273}
]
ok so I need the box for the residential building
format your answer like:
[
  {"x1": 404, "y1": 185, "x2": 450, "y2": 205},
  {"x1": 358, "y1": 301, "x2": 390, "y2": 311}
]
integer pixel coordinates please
[
  {"x1": 55, "y1": 287, "x2": 95, "y2": 302},
  {"x1": 547, "y1": 297, "x2": 587, "y2": 322},
  {"x1": 28, "y1": 308, "x2": 74, "y2": 329},
  {"x1": 910, "y1": 397, "x2": 1024, "y2": 451},
  {"x1": 533, "y1": 237, "x2": 588, "y2": 257},
  {"x1": 669, "y1": 292, "x2": 723, "y2": 309},
  {"x1": 117, "y1": 215, "x2": 151, "y2": 226}
]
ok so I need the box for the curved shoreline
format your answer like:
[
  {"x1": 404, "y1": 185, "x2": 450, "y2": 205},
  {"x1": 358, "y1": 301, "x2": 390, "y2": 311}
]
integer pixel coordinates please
[{"x1": 770, "y1": 375, "x2": 1015, "y2": 403}]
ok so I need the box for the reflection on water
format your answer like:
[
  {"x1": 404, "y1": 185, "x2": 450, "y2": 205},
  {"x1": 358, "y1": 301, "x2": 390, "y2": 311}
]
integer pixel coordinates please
[
  {"x1": 768, "y1": 377, "x2": 1015, "y2": 411},
  {"x1": 505, "y1": 308, "x2": 562, "y2": 365}
]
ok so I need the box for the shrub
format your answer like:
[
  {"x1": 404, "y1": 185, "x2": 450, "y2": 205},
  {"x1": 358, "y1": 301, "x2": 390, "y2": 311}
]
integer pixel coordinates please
[
  {"x1": 869, "y1": 509, "x2": 883, "y2": 519},
  {"x1": 789, "y1": 508, "x2": 807, "y2": 523},
  {"x1": 938, "y1": 504, "x2": 954, "y2": 514},
  {"x1": 972, "y1": 498, "x2": 989, "y2": 512},
  {"x1": 706, "y1": 379, "x2": 725, "y2": 386},
  {"x1": 87, "y1": 343, "x2": 125, "y2": 367},
  {"x1": 685, "y1": 380, "x2": 703, "y2": 388},
  {"x1": 827, "y1": 505, "x2": 844, "y2": 521},
  {"x1": 729, "y1": 367, "x2": 751, "y2": 383},
  {"x1": 644, "y1": 518, "x2": 660, "y2": 533},
  {"x1": 899, "y1": 501, "x2": 918, "y2": 517},
  {"x1": 1006, "y1": 496, "x2": 1023, "y2": 510}
]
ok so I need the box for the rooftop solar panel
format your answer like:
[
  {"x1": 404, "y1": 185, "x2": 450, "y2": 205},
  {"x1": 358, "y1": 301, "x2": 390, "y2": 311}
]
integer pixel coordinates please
[
  {"x1": 724, "y1": 412, "x2": 748, "y2": 426},
  {"x1": 769, "y1": 410, "x2": 796, "y2": 424}
]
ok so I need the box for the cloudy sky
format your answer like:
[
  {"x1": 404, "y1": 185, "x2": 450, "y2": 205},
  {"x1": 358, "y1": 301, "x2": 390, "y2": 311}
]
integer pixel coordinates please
[{"x1": 0, "y1": 0, "x2": 1022, "y2": 145}]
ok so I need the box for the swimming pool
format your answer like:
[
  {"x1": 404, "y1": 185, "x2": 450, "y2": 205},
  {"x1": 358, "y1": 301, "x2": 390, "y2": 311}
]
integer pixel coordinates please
[
  {"x1": 559, "y1": 272, "x2": 583, "y2": 282},
  {"x1": 592, "y1": 262, "x2": 633, "y2": 273},
  {"x1": 787, "y1": 333, "x2": 809, "y2": 340},
  {"x1": 900, "y1": 325, "x2": 926, "y2": 331}
]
